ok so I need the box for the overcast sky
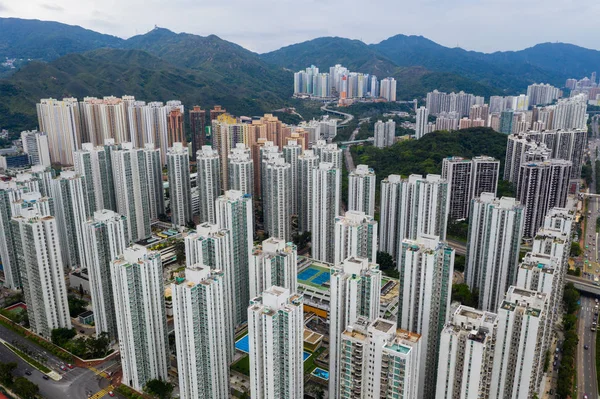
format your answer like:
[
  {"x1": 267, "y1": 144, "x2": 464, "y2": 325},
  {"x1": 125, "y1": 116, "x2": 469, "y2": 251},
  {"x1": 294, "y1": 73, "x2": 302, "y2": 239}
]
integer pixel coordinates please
[{"x1": 1, "y1": 0, "x2": 598, "y2": 54}]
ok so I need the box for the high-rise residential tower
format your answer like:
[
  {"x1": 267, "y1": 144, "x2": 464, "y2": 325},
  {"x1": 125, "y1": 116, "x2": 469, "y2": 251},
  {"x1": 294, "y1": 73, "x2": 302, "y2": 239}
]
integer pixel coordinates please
[
  {"x1": 112, "y1": 143, "x2": 151, "y2": 243},
  {"x1": 189, "y1": 106, "x2": 206, "y2": 157},
  {"x1": 172, "y1": 266, "x2": 230, "y2": 399},
  {"x1": 36, "y1": 97, "x2": 83, "y2": 165},
  {"x1": 311, "y1": 162, "x2": 341, "y2": 263},
  {"x1": 228, "y1": 144, "x2": 254, "y2": 196},
  {"x1": 111, "y1": 245, "x2": 169, "y2": 391},
  {"x1": 329, "y1": 257, "x2": 381, "y2": 399},
  {"x1": 436, "y1": 306, "x2": 498, "y2": 399},
  {"x1": 12, "y1": 210, "x2": 71, "y2": 337},
  {"x1": 248, "y1": 287, "x2": 304, "y2": 399},
  {"x1": 196, "y1": 145, "x2": 221, "y2": 224},
  {"x1": 21, "y1": 130, "x2": 51, "y2": 167},
  {"x1": 466, "y1": 194, "x2": 524, "y2": 312},
  {"x1": 167, "y1": 143, "x2": 192, "y2": 227},
  {"x1": 398, "y1": 234, "x2": 454, "y2": 399},
  {"x1": 348, "y1": 164, "x2": 376, "y2": 216},
  {"x1": 215, "y1": 190, "x2": 253, "y2": 326},
  {"x1": 263, "y1": 157, "x2": 292, "y2": 241},
  {"x1": 415, "y1": 106, "x2": 430, "y2": 139},
  {"x1": 184, "y1": 223, "x2": 235, "y2": 360},
  {"x1": 73, "y1": 142, "x2": 117, "y2": 212},
  {"x1": 333, "y1": 210, "x2": 378, "y2": 266},
  {"x1": 84, "y1": 210, "x2": 128, "y2": 339},
  {"x1": 283, "y1": 140, "x2": 302, "y2": 215},
  {"x1": 339, "y1": 317, "x2": 422, "y2": 399},
  {"x1": 249, "y1": 237, "x2": 297, "y2": 299},
  {"x1": 298, "y1": 150, "x2": 319, "y2": 233},
  {"x1": 51, "y1": 171, "x2": 90, "y2": 269}
]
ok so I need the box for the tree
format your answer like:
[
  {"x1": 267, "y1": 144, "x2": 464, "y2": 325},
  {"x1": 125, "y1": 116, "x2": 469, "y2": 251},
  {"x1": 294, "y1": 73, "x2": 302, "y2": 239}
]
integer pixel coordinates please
[
  {"x1": 51, "y1": 327, "x2": 76, "y2": 347},
  {"x1": 12, "y1": 377, "x2": 39, "y2": 399},
  {"x1": 570, "y1": 242, "x2": 582, "y2": 257},
  {"x1": 451, "y1": 284, "x2": 478, "y2": 307},
  {"x1": 454, "y1": 254, "x2": 466, "y2": 272},
  {"x1": 86, "y1": 332, "x2": 111, "y2": 358},
  {"x1": 144, "y1": 379, "x2": 174, "y2": 399},
  {"x1": 174, "y1": 240, "x2": 185, "y2": 265},
  {"x1": 67, "y1": 295, "x2": 88, "y2": 317},
  {"x1": 0, "y1": 362, "x2": 16, "y2": 386},
  {"x1": 376, "y1": 251, "x2": 395, "y2": 271}
]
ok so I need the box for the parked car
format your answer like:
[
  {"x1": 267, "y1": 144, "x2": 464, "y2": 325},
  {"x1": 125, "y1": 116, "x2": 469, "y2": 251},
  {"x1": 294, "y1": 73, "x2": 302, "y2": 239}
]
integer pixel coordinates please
[
  {"x1": 108, "y1": 391, "x2": 115, "y2": 397},
  {"x1": 60, "y1": 365, "x2": 67, "y2": 371},
  {"x1": 67, "y1": 364, "x2": 74, "y2": 369},
  {"x1": 25, "y1": 370, "x2": 32, "y2": 376},
  {"x1": 42, "y1": 375, "x2": 49, "y2": 380},
  {"x1": 585, "y1": 345, "x2": 589, "y2": 350}
]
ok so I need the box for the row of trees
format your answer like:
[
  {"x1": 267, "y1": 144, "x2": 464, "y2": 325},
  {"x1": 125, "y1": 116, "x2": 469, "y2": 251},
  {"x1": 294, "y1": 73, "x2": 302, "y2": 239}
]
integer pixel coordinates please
[
  {"x1": 50, "y1": 328, "x2": 110, "y2": 359},
  {"x1": 0, "y1": 362, "x2": 39, "y2": 398},
  {"x1": 556, "y1": 283, "x2": 580, "y2": 399}
]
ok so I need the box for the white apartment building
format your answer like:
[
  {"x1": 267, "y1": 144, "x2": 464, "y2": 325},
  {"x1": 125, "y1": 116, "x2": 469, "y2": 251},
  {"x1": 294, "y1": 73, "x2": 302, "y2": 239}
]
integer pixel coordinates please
[
  {"x1": 466, "y1": 194, "x2": 524, "y2": 312},
  {"x1": 51, "y1": 171, "x2": 90, "y2": 269},
  {"x1": 415, "y1": 106, "x2": 430, "y2": 139},
  {"x1": 311, "y1": 162, "x2": 341, "y2": 263},
  {"x1": 172, "y1": 266, "x2": 230, "y2": 399},
  {"x1": 112, "y1": 143, "x2": 151, "y2": 243},
  {"x1": 228, "y1": 143, "x2": 254, "y2": 196},
  {"x1": 398, "y1": 234, "x2": 455, "y2": 399},
  {"x1": 215, "y1": 190, "x2": 254, "y2": 326},
  {"x1": 12, "y1": 210, "x2": 71, "y2": 338},
  {"x1": 283, "y1": 140, "x2": 302, "y2": 215},
  {"x1": 21, "y1": 130, "x2": 50, "y2": 167},
  {"x1": 248, "y1": 287, "x2": 304, "y2": 399},
  {"x1": 436, "y1": 306, "x2": 498, "y2": 399},
  {"x1": 197, "y1": 145, "x2": 221, "y2": 224},
  {"x1": 184, "y1": 222, "x2": 235, "y2": 361},
  {"x1": 167, "y1": 143, "x2": 192, "y2": 227},
  {"x1": 379, "y1": 174, "x2": 450, "y2": 260},
  {"x1": 36, "y1": 97, "x2": 82, "y2": 165},
  {"x1": 263, "y1": 157, "x2": 292, "y2": 241},
  {"x1": 84, "y1": 210, "x2": 128, "y2": 340},
  {"x1": 73, "y1": 142, "x2": 117, "y2": 213},
  {"x1": 333, "y1": 210, "x2": 378, "y2": 266},
  {"x1": 339, "y1": 317, "x2": 422, "y2": 399},
  {"x1": 348, "y1": 164, "x2": 376, "y2": 216},
  {"x1": 329, "y1": 257, "x2": 381, "y2": 399},
  {"x1": 249, "y1": 237, "x2": 297, "y2": 299},
  {"x1": 298, "y1": 149, "x2": 319, "y2": 233},
  {"x1": 490, "y1": 287, "x2": 549, "y2": 399}
]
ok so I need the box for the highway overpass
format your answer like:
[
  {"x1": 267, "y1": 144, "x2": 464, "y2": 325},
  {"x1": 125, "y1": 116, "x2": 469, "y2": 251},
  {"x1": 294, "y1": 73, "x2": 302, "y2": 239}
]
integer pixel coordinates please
[{"x1": 566, "y1": 275, "x2": 600, "y2": 296}]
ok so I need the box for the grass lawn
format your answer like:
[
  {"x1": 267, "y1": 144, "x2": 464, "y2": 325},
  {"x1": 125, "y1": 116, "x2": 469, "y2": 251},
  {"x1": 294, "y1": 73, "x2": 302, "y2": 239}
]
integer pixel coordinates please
[
  {"x1": 231, "y1": 354, "x2": 250, "y2": 376},
  {"x1": 304, "y1": 346, "x2": 327, "y2": 374}
]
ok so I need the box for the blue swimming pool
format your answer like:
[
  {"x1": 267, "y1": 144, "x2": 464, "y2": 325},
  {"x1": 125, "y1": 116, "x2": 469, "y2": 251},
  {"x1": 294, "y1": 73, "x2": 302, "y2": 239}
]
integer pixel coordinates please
[
  {"x1": 312, "y1": 367, "x2": 329, "y2": 380},
  {"x1": 237, "y1": 334, "x2": 311, "y2": 362},
  {"x1": 235, "y1": 335, "x2": 250, "y2": 353}
]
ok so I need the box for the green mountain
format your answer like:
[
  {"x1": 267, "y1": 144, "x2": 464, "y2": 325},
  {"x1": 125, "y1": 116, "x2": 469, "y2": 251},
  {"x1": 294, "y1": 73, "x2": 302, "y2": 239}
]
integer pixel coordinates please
[
  {"x1": 260, "y1": 37, "x2": 399, "y2": 77},
  {"x1": 0, "y1": 48, "x2": 293, "y2": 132},
  {"x1": 0, "y1": 17, "x2": 122, "y2": 61},
  {"x1": 260, "y1": 37, "x2": 502, "y2": 98}
]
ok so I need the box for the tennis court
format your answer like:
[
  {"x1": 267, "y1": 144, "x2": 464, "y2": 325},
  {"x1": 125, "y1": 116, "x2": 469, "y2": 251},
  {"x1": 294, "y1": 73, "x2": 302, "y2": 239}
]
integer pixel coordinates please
[
  {"x1": 312, "y1": 272, "x2": 330, "y2": 285},
  {"x1": 298, "y1": 268, "x2": 320, "y2": 281}
]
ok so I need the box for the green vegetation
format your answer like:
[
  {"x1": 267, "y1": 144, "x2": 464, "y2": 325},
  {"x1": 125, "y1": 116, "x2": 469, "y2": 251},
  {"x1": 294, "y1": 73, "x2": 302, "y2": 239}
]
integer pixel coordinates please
[
  {"x1": 144, "y1": 379, "x2": 173, "y2": 399},
  {"x1": 333, "y1": 119, "x2": 359, "y2": 142},
  {"x1": 451, "y1": 284, "x2": 478, "y2": 308},
  {"x1": 454, "y1": 254, "x2": 466, "y2": 272},
  {"x1": 231, "y1": 355, "x2": 250, "y2": 376},
  {"x1": 596, "y1": 161, "x2": 600, "y2": 194},
  {"x1": 50, "y1": 328, "x2": 76, "y2": 347},
  {"x1": 376, "y1": 251, "x2": 397, "y2": 278},
  {"x1": 116, "y1": 384, "x2": 145, "y2": 399},
  {"x1": 582, "y1": 160, "x2": 593, "y2": 186},
  {"x1": 351, "y1": 128, "x2": 507, "y2": 181},
  {"x1": 447, "y1": 219, "x2": 469, "y2": 242},
  {"x1": 0, "y1": 361, "x2": 39, "y2": 399},
  {"x1": 0, "y1": 308, "x2": 28, "y2": 328},
  {"x1": 597, "y1": 216, "x2": 600, "y2": 233},
  {"x1": 67, "y1": 296, "x2": 87, "y2": 318},
  {"x1": 292, "y1": 231, "x2": 311, "y2": 252},
  {"x1": 3, "y1": 343, "x2": 51, "y2": 374},
  {"x1": 0, "y1": 317, "x2": 73, "y2": 362},
  {"x1": 304, "y1": 347, "x2": 326, "y2": 374},
  {"x1": 57, "y1": 331, "x2": 111, "y2": 360},
  {"x1": 497, "y1": 180, "x2": 516, "y2": 198},
  {"x1": 570, "y1": 242, "x2": 582, "y2": 257},
  {"x1": 544, "y1": 350, "x2": 550, "y2": 372},
  {"x1": 556, "y1": 283, "x2": 580, "y2": 399},
  {"x1": 566, "y1": 267, "x2": 582, "y2": 277}
]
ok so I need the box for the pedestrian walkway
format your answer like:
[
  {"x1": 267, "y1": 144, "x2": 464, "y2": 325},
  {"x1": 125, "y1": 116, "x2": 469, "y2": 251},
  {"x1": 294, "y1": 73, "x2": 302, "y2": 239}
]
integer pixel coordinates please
[{"x1": 88, "y1": 384, "x2": 114, "y2": 399}]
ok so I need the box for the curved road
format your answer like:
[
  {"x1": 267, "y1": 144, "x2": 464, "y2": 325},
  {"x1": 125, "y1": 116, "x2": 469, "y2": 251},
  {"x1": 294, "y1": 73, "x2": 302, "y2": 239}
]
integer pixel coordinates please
[{"x1": 321, "y1": 103, "x2": 354, "y2": 126}]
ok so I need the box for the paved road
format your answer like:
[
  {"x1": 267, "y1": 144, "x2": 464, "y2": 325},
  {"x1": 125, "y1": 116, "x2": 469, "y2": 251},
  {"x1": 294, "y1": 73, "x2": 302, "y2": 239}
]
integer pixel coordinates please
[
  {"x1": 577, "y1": 296, "x2": 598, "y2": 398},
  {"x1": 321, "y1": 103, "x2": 354, "y2": 126},
  {"x1": 0, "y1": 323, "x2": 121, "y2": 398}
]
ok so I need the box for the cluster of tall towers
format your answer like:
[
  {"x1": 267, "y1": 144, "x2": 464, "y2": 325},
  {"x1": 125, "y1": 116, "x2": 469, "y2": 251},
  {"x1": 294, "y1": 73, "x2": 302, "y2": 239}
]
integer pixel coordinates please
[{"x1": 0, "y1": 94, "x2": 582, "y2": 399}]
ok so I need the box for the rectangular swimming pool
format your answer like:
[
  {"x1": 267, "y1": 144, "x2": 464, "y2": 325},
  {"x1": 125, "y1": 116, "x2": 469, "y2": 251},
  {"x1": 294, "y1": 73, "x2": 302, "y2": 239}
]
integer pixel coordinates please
[{"x1": 311, "y1": 367, "x2": 329, "y2": 380}]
